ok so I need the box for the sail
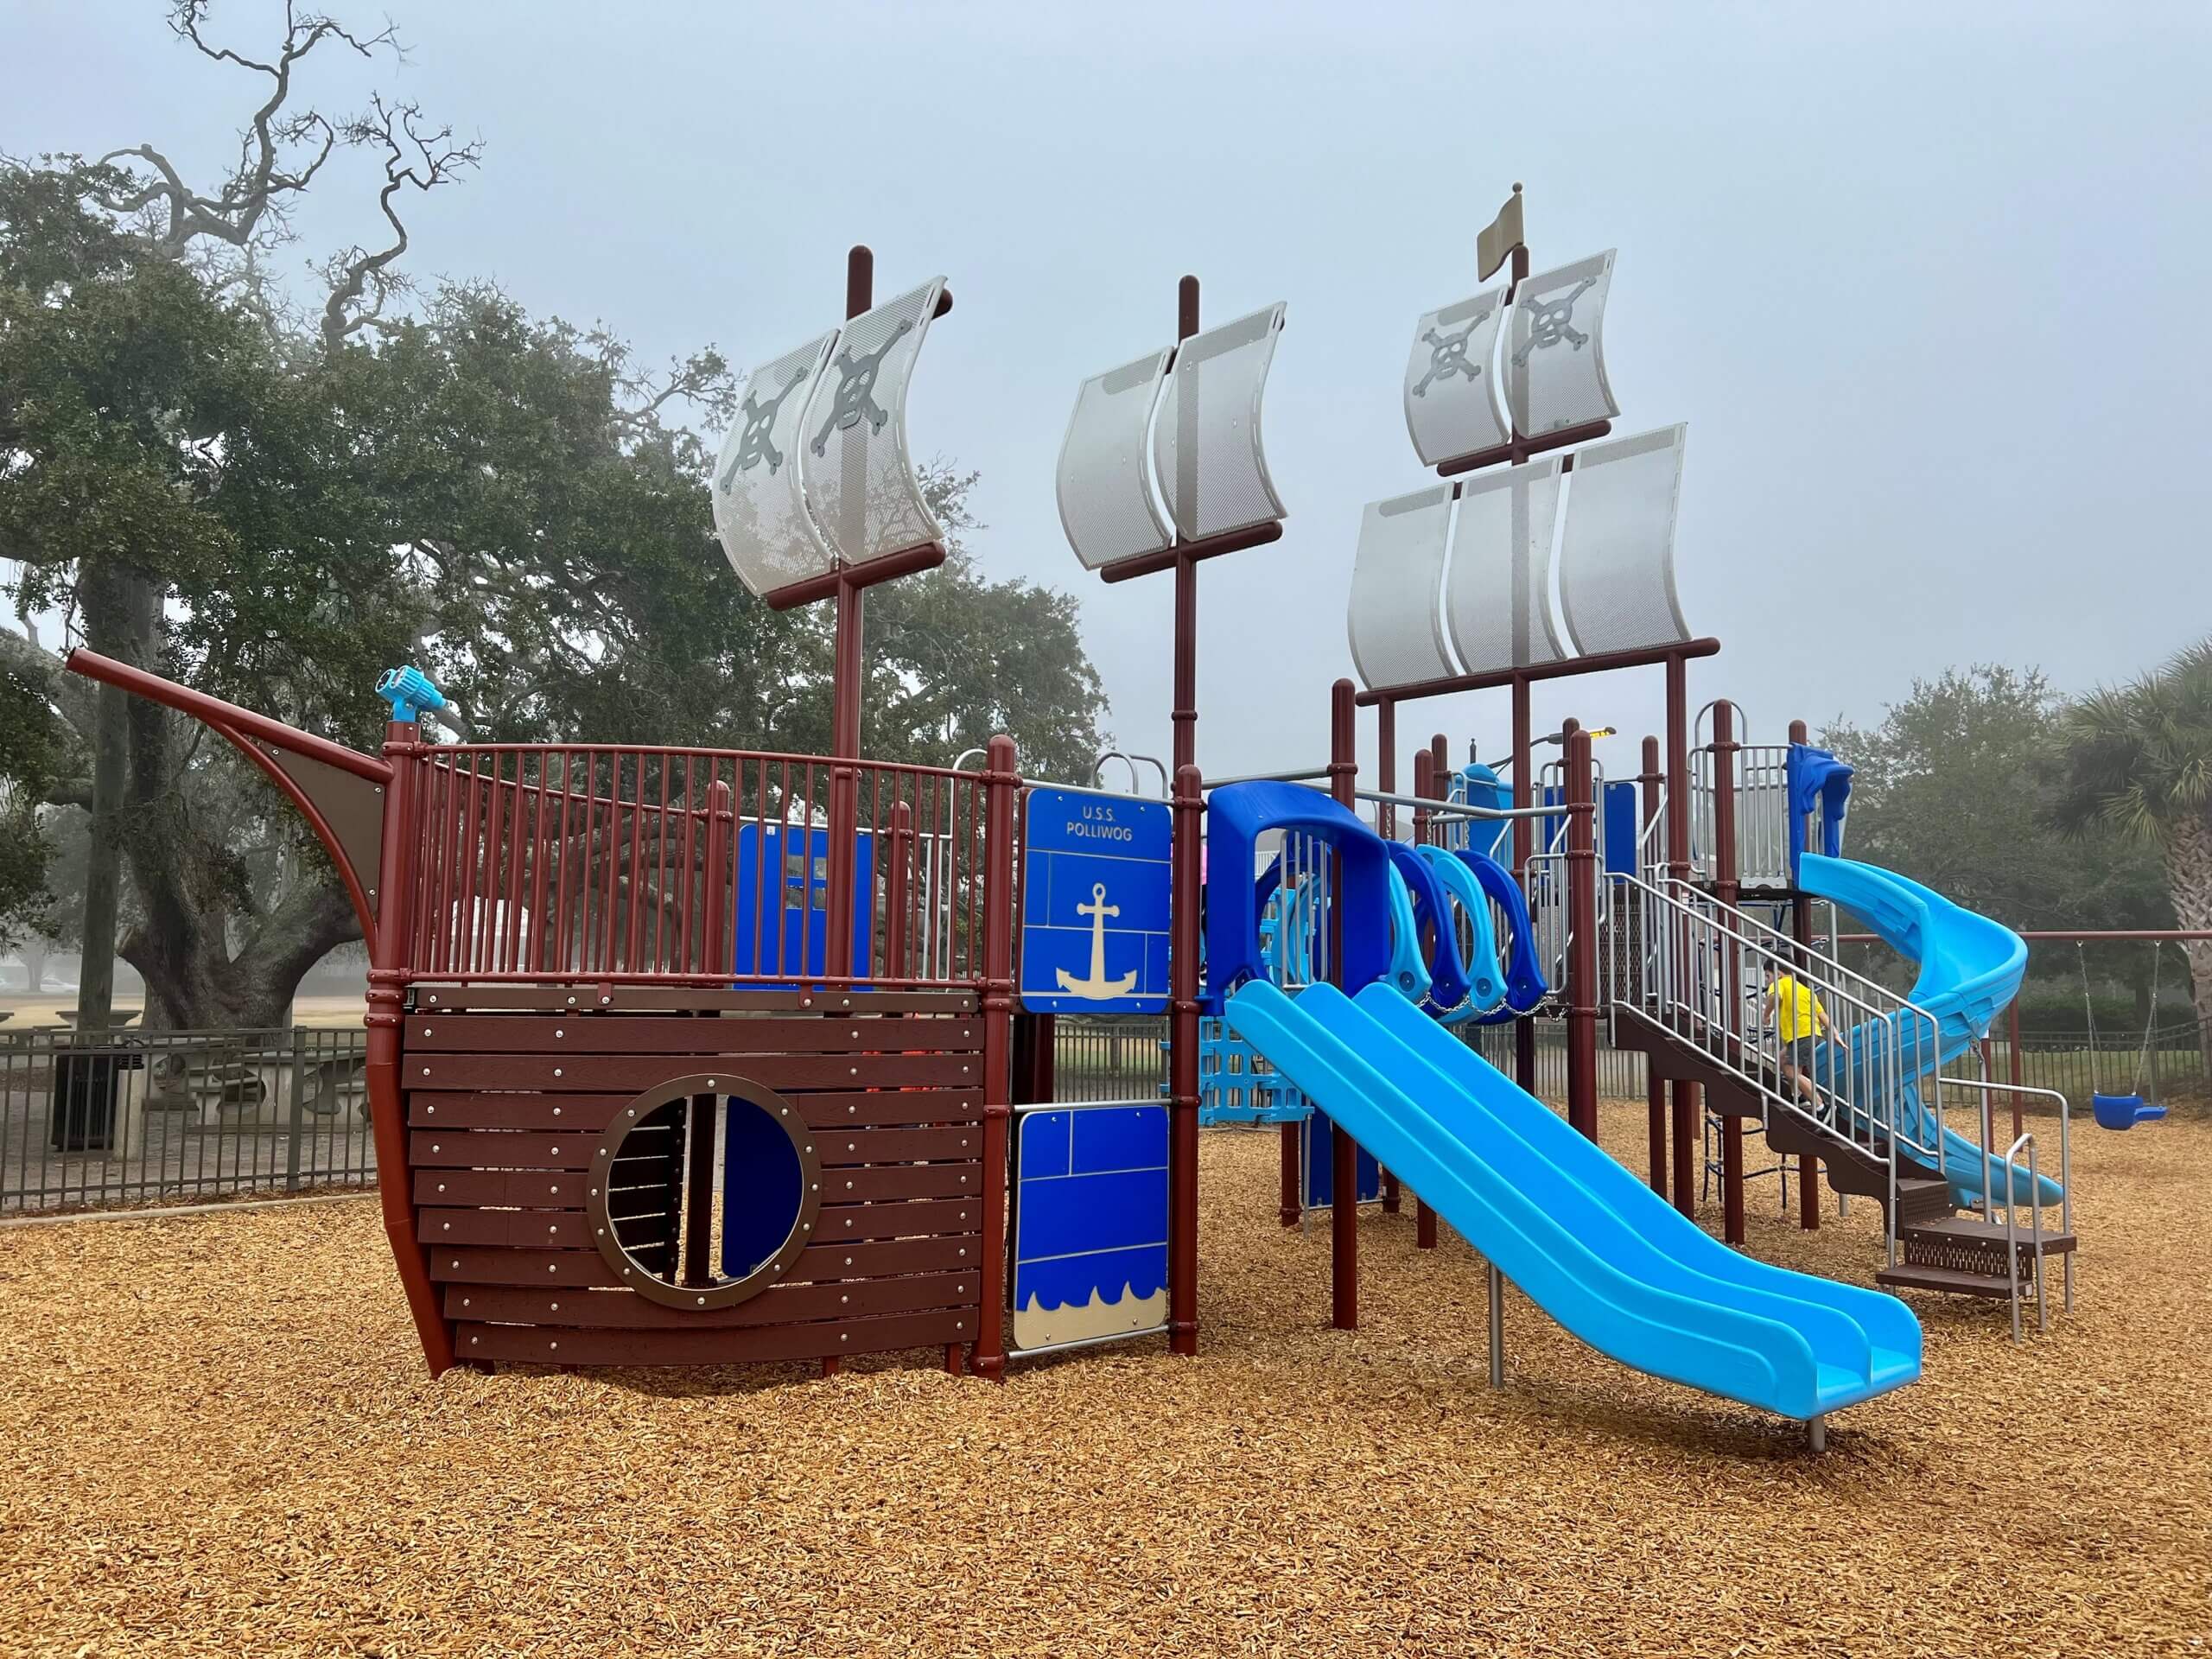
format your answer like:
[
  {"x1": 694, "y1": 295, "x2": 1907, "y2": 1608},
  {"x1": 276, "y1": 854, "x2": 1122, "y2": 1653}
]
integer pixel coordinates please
[
  {"x1": 1446, "y1": 457, "x2": 1567, "y2": 673},
  {"x1": 1403, "y1": 284, "x2": 1510, "y2": 467},
  {"x1": 1056, "y1": 348, "x2": 1174, "y2": 570},
  {"x1": 1506, "y1": 251, "x2": 1619, "y2": 438},
  {"x1": 1346, "y1": 484, "x2": 1456, "y2": 690},
  {"x1": 712, "y1": 331, "x2": 841, "y2": 598},
  {"x1": 1151, "y1": 303, "x2": 1288, "y2": 543},
  {"x1": 1556, "y1": 424, "x2": 1692, "y2": 656},
  {"x1": 795, "y1": 276, "x2": 948, "y2": 568}
]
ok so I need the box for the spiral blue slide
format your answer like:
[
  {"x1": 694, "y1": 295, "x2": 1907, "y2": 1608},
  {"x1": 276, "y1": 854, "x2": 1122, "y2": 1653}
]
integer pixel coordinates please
[
  {"x1": 1224, "y1": 978, "x2": 1923, "y2": 1422},
  {"x1": 1796, "y1": 854, "x2": 2061, "y2": 1211}
]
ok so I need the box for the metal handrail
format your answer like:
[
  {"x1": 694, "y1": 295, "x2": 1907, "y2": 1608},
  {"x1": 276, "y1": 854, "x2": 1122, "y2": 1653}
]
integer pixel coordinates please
[
  {"x1": 1605, "y1": 869, "x2": 1955, "y2": 1261},
  {"x1": 1931, "y1": 1075, "x2": 2074, "y2": 1314},
  {"x1": 1636, "y1": 780, "x2": 1668, "y2": 875},
  {"x1": 1203, "y1": 765, "x2": 1333, "y2": 789},
  {"x1": 1091, "y1": 751, "x2": 1169, "y2": 798},
  {"x1": 1656, "y1": 876, "x2": 1922, "y2": 1017},
  {"x1": 1356, "y1": 788, "x2": 1556, "y2": 823},
  {"x1": 1618, "y1": 873, "x2": 1951, "y2": 1124}
]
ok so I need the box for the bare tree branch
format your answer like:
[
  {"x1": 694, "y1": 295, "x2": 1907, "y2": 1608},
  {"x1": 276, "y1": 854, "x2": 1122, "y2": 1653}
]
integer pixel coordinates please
[
  {"x1": 87, "y1": 3, "x2": 404, "y2": 260},
  {"x1": 319, "y1": 93, "x2": 482, "y2": 350}
]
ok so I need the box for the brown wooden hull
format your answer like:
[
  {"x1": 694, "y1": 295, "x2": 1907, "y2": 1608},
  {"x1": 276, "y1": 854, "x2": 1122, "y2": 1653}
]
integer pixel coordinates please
[{"x1": 386, "y1": 998, "x2": 992, "y2": 1372}]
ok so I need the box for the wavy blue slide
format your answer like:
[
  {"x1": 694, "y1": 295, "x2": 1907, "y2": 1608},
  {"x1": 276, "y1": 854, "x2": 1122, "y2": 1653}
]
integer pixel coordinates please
[
  {"x1": 1796, "y1": 855, "x2": 2061, "y2": 1210},
  {"x1": 1226, "y1": 977, "x2": 1923, "y2": 1422}
]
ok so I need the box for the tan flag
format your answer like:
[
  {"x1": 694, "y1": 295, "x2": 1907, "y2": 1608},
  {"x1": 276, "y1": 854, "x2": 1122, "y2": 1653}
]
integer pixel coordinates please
[{"x1": 1476, "y1": 184, "x2": 1526, "y2": 282}]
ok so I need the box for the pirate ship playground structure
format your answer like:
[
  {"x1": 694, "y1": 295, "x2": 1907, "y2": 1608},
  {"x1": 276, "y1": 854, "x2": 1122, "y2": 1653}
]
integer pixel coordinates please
[{"x1": 61, "y1": 194, "x2": 2080, "y2": 1433}]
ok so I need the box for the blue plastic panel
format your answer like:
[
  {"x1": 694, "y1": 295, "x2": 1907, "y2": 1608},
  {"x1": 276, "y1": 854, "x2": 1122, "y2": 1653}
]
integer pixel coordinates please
[
  {"x1": 1012, "y1": 1103, "x2": 1170, "y2": 1350},
  {"x1": 1301, "y1": 1106, "x2": 1382, "y2": 1210},
  {"x1": 733, "y1": 824, "x2": 874, "y2": 983},
  {"x1": 1020, "y1": 787, "x2": 1171, "y2": 1014},
  {"x1": 720, "y1": 1096, "x2": 804, "y2": 1278}
]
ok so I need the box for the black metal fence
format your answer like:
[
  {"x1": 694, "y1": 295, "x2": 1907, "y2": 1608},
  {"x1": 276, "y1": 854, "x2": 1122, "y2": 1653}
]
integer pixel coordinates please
[
  {"x1": 11, "y1": 1008, "x2": 2193, "y2": 1217},
  {"x1": 1052, "y1": 1016, "x2": 1169, "y2": 1104},
  {"x1": 1055, "y1": 1012, "x2": 2209, "y2": 1122},
  {"x1": 1, "y1": 1026, "x2": 373, "y2": 1215}
]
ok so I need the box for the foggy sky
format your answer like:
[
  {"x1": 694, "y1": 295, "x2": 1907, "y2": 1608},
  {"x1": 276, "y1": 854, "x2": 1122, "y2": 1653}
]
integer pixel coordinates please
[{"x1": 7, "y1": 0, "x2": 2208, "y2": 787}]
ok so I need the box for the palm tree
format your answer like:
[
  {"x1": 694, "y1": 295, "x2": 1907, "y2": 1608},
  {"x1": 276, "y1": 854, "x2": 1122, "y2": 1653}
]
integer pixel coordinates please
[{"x1": 2050, "y1": 638, "x2": 2212, "y2": 1084}]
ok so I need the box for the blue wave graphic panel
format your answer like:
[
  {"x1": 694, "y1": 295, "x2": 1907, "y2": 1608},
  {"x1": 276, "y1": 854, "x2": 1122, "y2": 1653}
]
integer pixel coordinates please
[{"x1": 1014, "y1": 1103, "x2": 1169, "y2": 1317}]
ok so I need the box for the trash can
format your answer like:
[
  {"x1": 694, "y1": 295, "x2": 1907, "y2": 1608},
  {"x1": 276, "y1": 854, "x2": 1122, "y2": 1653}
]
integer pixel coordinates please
[{"x1": 49, "y1": 1046, "x2": 144, "y2": 1153}]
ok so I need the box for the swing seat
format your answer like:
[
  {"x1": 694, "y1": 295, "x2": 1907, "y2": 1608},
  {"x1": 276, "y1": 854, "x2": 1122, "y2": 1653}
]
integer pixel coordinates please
[{"x1": 2091, "y1": 1092, "x2": 2168, "y2": 1131}]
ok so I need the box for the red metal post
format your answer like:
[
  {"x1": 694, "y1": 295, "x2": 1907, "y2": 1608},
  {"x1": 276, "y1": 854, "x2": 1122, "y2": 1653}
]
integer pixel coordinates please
[
  {"x1": 1329, "y1": 678, "x2": 1360, "y2": 1331},
  {"x1": 1711, "y1": 702, "x2": 1745, "y2": 1246},
  {"x1": 701, "y1": 780, "x2": 734, "y2": 974},
  {"x1": 1665, "y1": 651, "x2": 1699, "y2": 1219},
  {"x1": 1564, "y1": 721, "x2": 1600, "y2": 1141},
  {"x1": 883, "y1": 800, "x2": 912, "y2": 978},
  {"x1": 972, "y1": 734, "x2": 1020, "y2": 1381},
  {"x1": 2008, "y1": 999, "x2": 2024, "y2": 1141},
  {"x1": 364, "y1": 726, "x2": 455, "y2": 1375},
  {"x1": 1510, "y1": 674, "x2": 1538, "y2": 1096},
  {"x1": 1166, "y1": 273, "x2": 1205, "y2": 1353},
  {"x1": 1376, "y1": 700, "x2": 1397, "y2": 838},
  {"x1": 1170, "y1": 761, "x2": 1204, "y2": 1349},
  {"x1": 823, "y1": 246, "x2": 875, "y2": 983},
  {"x1": 1787, "y1": 718, "x2": 1821, "y2": 1230},
  {"x1": 1637, "y1": 734, "x2": 1668, "y2": 1197}
]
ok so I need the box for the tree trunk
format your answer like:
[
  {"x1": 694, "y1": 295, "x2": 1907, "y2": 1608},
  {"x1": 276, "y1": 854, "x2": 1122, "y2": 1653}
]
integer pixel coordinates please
[
  {"x1": 103, "y1": 621, "x2": 362, "y2": 1031},
  {"x1": 71, "y1": 565, "x2": 159, "y2": 1029},
  {"x1": 2162, "y1": 810, "x2": 2212, "y2": 1090},
  {"x1": 21, "y1": 938, "x2": 46, "y2": 993},
  {"x1": 118, "y1": 874, "x2": 358, "y2": 1029}
]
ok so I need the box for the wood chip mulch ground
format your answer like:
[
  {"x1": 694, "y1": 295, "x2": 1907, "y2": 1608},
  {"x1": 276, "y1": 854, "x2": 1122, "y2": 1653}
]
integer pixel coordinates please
[{"x1": 2, "y1": 1099, "x2": 2206, "y2": 1658}]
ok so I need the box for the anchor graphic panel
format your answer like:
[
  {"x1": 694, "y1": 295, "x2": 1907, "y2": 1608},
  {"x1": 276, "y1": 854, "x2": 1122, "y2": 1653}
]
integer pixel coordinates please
[{"x1": 1019, "y1": 786, "x2": 1171, "y2": 1014}]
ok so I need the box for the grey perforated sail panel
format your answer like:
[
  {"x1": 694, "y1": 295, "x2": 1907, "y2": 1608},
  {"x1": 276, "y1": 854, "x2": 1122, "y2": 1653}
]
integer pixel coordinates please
[
  {"x1": 712, "y1": 331, "x2": 840, "y2": 597},
  {"x1": 1152, "y1": 302, "x2": 1287, "y2": 543},
  {"x1": 797, "y1": 276, "x2": 947, "y2": 567},
  {"x1": 1557, "y1": 423, "x2": 1691, "y2": 657},
  {"x1": 1056, "y1": 348, "x2": 1174, "y2": 570},
  {"x1": 1506, "y1": 251, "x2": 1619, "y2": 438},
  {"x1": 1446, "y1": 457, "x2": 1567, "y2": 673},
  {"x1": 1346, "y1": 484, "x2": 1457, "y2": 690},
  {"x1": 1403, "y1": 285, "x2": 1510, "y2": 467}
]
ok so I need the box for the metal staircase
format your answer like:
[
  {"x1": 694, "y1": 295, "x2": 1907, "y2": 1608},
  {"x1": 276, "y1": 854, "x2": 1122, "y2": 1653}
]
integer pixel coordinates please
[{"x1": 1599, "y1": 870, "x2": 2072, "y2": 1337}]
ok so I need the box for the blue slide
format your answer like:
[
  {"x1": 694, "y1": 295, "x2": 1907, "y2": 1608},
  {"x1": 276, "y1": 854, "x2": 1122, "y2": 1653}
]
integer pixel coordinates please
[
  {"x1": 1796, "y1": 855, "x2": 2062, "y2": 1211},
  {"x1": 1225, "y1": 977, "x2": 1923, "y2": 1422}
]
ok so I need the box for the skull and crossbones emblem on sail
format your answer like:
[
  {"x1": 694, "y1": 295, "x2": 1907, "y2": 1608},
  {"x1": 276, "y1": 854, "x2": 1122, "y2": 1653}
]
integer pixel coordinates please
[
  {"x1": 716, "y1": 366, "x2": 813, "y2": 492},
  {"x1": 810, "y1": 319, "x2": 914, "y2": 457},
  {"x1": 1511, "y1": 275, "x2": 1598, "y2": 365},
  {"x1": 1410, "y1": 310, "x2": 1491, "y2": 398}
]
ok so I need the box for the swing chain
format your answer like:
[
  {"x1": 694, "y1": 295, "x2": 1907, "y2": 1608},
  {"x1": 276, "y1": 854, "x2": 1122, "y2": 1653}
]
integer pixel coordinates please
[
  {"x1": 2078, "y1": 938, "x2": 2164, "y2": 1099},
  {"x1": 2134, "y1": 941, "x2": 2163, "y2": 1096}
]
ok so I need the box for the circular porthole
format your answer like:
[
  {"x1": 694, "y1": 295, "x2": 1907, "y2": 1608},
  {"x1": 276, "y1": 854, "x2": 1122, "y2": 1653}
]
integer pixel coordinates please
[{"x1": 585, "y1": 1074, "x2": 822, "y2": 1311}]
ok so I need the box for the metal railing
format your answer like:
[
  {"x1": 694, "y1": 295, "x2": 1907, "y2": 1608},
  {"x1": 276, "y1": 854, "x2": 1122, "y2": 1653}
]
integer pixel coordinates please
[
  {"x1": 2002, "y1": 1130, "x2": 2045, "y2": 1343},
  {"x1": 1604, "y1": 869, "x2": 1955, "y2": 1262},
  {"x1": 1689, "y1": 741, "x2": 1798, "y2": 888},
  {"x1": 1940, "y1": 1074, "x2": 2074, "y2": 1333},
  {"x1": 403, "y1": 744, "x2": 1002, "y2": 989},
  {"x1": 2, "y1": 1025, "x2": 373, "y2": 1215}
]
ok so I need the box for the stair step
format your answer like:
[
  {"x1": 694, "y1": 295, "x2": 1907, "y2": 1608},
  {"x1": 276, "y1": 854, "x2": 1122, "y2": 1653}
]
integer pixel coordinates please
[
  {"x1": 1902, "y1": 1216, "x2": 2076, "y2": 1254},
  {"x1": 1875, "y1": 1264, "x2": 2018, "y2": 1300}
]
